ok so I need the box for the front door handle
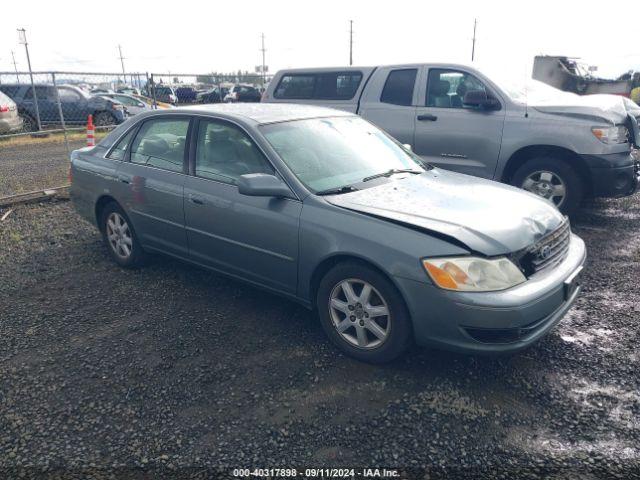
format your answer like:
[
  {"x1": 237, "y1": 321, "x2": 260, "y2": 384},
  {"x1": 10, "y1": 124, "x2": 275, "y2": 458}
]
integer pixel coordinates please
[
  {"x1": 189, "y1": 194, "x2": 204, "y2": 205},
  {"x1": 118, "y1": 175, "x2": 130, "y2": 184},
  {"x1": 417, "y1": 114, "x2": 438, "y2": 121}
]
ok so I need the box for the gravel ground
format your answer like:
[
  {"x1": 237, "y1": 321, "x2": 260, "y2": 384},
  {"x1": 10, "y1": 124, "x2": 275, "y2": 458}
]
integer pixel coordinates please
[
  {"x1": 0, "y1": 194, "x2": 639, "y2": 479},
  {"x1": 0, "y1": 140, "x2": 85, "y2": 197}
]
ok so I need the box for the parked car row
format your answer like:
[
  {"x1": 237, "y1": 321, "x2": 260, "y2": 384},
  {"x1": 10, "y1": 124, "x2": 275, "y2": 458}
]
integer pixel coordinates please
[
  {"x1": 263, "y1": 63, "x2": 640, "y2": 215},
  {"x1": 70, "y1": 104, "x2": 587, "y2": 363},
  {"x1": 0, "y1": 84, "x2": 128, "y2": 132}
]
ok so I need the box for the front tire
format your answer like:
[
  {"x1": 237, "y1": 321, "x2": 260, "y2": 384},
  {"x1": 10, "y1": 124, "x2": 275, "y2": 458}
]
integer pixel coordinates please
[
  {"x1": 511, "y1": 157, "x2": 584, "y2": 215},
  {"x1": 316, "y1": 262, "x2": 413, "y2": 363},
  {"x1": 100, "y1": 202, "x2": 146, "y2": 268}
]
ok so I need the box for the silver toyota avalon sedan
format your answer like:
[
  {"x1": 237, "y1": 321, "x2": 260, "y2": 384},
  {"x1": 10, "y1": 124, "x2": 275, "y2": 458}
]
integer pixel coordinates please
[{"x1": 70, "y1": 104, "x2": 586, "y2": 363}]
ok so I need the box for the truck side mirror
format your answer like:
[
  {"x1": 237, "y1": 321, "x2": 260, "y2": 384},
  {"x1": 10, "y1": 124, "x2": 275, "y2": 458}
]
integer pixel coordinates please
[{"x1": 463, "y1": 90, "x2": 501, "y2": 110}]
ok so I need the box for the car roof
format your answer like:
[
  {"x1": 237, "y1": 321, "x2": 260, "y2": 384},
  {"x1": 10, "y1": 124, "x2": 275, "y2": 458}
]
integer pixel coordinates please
[{"x1": 160, "y1": 103, "x2": 355, "y2": 125}]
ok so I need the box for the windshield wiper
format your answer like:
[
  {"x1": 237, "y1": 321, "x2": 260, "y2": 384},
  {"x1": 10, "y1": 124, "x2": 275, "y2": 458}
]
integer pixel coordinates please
[
  {"x1": 362, "y1": 168, "x2": 422, "y2": 183},
  {"x1": 315, "y1": 185, "x2": 359, "y2": 196}
]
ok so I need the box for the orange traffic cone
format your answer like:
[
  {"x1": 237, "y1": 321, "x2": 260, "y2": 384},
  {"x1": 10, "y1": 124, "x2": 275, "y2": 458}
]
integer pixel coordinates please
[{"x1": 86, "y1": 114, "x2": 95, "y2": 147}]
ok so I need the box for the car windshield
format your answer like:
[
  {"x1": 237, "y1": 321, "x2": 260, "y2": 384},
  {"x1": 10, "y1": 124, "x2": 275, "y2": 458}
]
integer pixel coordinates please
[{"x1": 260, "y1": 116, "x2": 427, "y2": 193}]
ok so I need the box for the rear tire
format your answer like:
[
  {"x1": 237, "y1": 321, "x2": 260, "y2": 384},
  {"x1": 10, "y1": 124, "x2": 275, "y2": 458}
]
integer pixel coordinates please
[
  {"x1": 94, "y1": 111, "x2": 117, "y2": 127},
  {"x1": 19, "y1": 113, "x2": 37, "y2": 132},
  {"x1": 99, "y1": 201, "x2": 146, "y2": 268},
  {"x1": 511, "y1": 157, "x2": 584, "y2": 216},
  {"x1": 316, "y1": 262, "x2": 413, "y2": 363}
]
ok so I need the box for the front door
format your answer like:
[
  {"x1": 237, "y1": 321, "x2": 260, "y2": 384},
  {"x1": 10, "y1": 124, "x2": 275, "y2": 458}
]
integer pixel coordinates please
[
  {"x1": 413, "y1": 68, "x2": 506, "y2": 179},
  {"x1": 183, "y1": 118, "x2": 301, "y2": 294},
  {"x1": 116, "y1": 116, "x2": 191, "y2": 257}
]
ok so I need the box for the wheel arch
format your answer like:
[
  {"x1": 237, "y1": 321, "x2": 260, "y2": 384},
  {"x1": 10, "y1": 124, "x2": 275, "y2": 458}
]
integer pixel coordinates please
[
  {"x1": 94, "y1": 194, "x2": 119, "y2": 231},
  {"x1": 501, "y1": 145, "x2": 592, "y2": 195},
  {"x1": 308, "y1": 253, "x2": 409, "y2": 310}
]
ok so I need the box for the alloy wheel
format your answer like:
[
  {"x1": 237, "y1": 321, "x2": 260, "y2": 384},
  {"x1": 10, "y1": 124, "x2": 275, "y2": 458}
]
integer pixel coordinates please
[
  {"x1": 106, "y1": 212, "x2": 133, "y2": 260},
  {"x1": 521, "y1": 170, "x2": 567, "y2": 207},
  {"x1": 329, "y1": 279, "x2": 391, "y2": 349}
]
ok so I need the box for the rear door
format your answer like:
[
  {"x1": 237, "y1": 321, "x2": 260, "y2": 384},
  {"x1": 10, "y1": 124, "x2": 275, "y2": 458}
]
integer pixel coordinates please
[
  {"x1": 183, "y1": 117, "x2": 301, "y2": 294},
  {"x1": 23, "y1": 86, "x2": 59, "y2": 125},
  {"x1": 413, "y1": 67, "x2": 506, "y2": 179},
  {"x1": 115, "y1": 116, "x2": 191, "y2": 257},
  {"x1": 358, "y1": 66, "x2": 419, "y2": 146}
]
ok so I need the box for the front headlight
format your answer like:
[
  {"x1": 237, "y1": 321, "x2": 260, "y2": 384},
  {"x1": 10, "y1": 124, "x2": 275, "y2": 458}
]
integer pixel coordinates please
[
  {"x1": 591, "y1": 125, "x2": 628, "y2": 144},
  {"x1": 422, "y1": 256, "x2": 526, "y2": 292}
]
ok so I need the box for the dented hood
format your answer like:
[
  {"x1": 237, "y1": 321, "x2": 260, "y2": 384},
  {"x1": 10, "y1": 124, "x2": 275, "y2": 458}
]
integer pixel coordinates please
[
  {"x1": 531, "y1": 92, "x2": 629, "y2": 124},
  {"x1": 326, "y1": 170, "x2": 565, "y2": 256}
]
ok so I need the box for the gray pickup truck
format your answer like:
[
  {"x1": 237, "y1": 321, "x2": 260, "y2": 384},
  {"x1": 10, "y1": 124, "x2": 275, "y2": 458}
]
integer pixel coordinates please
[{"x1": 263, "y1": 64, "x2": 640, "y2": 214}]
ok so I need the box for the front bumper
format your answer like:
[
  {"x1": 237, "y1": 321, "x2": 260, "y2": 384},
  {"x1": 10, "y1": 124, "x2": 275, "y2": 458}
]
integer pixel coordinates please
[
  {"x1": 0, "y1": 114, "x2": 23, "y2": 133},
  {"x1": 581, "y1": 151, "x2": 639, "y2": 198},
  {"x1": 396, "y1": 234, "x2": 587, "y2": 354}
]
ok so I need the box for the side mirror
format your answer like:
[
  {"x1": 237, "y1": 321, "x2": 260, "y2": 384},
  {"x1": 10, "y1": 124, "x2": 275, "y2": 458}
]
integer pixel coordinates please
[
  {"x1": 463, "y1": 90, "x2": 500, "y2": 110},
  {"x1": 402, "y1": 143, "x2": 412, "y2": 151},
  {"x1": 237, "y1": 174, "x2": 293, "y2": 198}
]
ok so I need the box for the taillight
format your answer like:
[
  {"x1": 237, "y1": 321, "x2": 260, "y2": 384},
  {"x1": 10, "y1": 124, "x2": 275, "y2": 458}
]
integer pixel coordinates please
[
  {"x1": 68, "y1": 164, "x2": 73, "y2": 184},
  {"x1": 0, "y1": 105, "x2": 9, "y2": 112}
]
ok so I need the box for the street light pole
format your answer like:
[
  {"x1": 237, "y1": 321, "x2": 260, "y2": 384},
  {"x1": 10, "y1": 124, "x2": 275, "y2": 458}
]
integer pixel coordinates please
[{"x1": 18, "y1": 28, "x2": 41, "y2": 131}]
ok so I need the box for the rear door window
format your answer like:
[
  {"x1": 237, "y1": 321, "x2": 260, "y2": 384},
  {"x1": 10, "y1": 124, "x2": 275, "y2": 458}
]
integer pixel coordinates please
[
  {"x1": 130, "y1": 118, "x2": 190, "y2": 173},
  {"x1": 107, "y1": 128, "x2": 137, "y2": 161},
  {"x1": 380, "y1": 69, "x2": 417, "y2": 106}
]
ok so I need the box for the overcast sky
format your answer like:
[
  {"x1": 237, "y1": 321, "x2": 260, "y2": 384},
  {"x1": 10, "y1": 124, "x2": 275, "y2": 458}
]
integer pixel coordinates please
[{"x1": 2, "y1": 0, "x2": 639, "y2": 80}]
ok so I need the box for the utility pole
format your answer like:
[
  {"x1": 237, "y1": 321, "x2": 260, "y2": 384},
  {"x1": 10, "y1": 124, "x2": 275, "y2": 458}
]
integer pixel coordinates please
[
  {"x1": 11, "y1": 51, "x2": 19, "y2": 83},
  {"x1": 118, "y1": 44, "x2": 126, "y2": 85},
  {"x1": 349, "y1": 20, "x2": 353, "y2": 66},
  {"x1": 471, "y1": 18, "x2": 477, "y2": 62},
  {"x1": 260, "y1": 33, "x2": 266, "y2": 87},
  {"x1": 17, "y1": 28, "x2": 41, "y2": 131}
]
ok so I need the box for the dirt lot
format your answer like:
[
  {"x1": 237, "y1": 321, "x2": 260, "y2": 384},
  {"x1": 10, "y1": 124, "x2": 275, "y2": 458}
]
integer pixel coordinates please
[{"x1": 0, "y1": 192, "x2": 639, "y2": 478}]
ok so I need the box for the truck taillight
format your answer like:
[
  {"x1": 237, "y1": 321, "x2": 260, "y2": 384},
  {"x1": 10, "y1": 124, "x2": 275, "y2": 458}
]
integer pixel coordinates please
[{"x1": 0, "y1": 105, "x2": 9, "y2": 112}]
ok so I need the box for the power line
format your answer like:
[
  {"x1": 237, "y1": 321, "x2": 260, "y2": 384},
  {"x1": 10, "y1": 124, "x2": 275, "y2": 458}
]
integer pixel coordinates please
[{"x1": 349, "y1": 20, "x2": 353, "y2": 66}]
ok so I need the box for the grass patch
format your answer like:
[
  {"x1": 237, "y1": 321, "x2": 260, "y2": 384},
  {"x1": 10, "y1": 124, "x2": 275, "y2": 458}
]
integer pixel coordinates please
[{"x1": 0, "y1": 130, "x2": 109, "y2": 147}]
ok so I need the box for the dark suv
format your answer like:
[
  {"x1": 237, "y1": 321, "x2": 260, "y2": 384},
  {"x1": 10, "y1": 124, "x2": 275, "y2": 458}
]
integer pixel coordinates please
[
  {"x1": 225, "y1": 84, "x2": 262, "y2": 103},
  {"x1": 0, "y1": 84, "x2": 127, "y2": 131}
]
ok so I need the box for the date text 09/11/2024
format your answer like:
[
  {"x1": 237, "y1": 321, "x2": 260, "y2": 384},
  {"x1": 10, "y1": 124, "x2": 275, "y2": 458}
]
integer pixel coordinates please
[{"x1": 232, "y1": 468, "x2": 401, "y2": 478}]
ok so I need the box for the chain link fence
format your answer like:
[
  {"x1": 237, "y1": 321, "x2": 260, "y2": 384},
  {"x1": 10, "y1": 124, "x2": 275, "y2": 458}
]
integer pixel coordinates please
[{"x1": 0, "y1": 70, "x2": 272, "y2": 197}]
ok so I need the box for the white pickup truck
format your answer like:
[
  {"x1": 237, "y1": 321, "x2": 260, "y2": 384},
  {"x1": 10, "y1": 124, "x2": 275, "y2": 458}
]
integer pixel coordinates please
[{"x1": 263, "y1": 64, "x2": 640, "y2": 214}]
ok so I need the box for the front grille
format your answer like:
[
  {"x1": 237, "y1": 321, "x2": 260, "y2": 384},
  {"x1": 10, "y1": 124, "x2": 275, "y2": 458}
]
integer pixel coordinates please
[{"x1": 516, "y1": 219, "x2": 571, "y2": 276}]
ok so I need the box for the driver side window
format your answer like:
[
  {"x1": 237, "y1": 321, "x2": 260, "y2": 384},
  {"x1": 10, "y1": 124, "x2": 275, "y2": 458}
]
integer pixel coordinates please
[
  {"x1": 426, "y1": 69, "x2": 487, "y2": 109},
  {"x1": 195, "y1": 120, "x2": 274, "y2": 185}
]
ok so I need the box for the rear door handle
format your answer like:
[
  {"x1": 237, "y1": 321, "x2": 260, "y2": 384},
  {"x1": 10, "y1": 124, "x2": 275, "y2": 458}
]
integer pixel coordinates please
[
  {"x1": 417, "y1": 114, "x2": 438, "y2": 121},
  {"x1": 189, "y1": 194, "x2": 204, "y2": 205}
]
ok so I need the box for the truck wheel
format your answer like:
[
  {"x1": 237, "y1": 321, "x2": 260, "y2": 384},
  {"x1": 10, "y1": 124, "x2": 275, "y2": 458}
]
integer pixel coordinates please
[
  {"x1": 316, "y1": 262, "x2": 413, "y2": 363},
  {"x1": 511, "y1": 157, "x2": 583, "y2": 215}
]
